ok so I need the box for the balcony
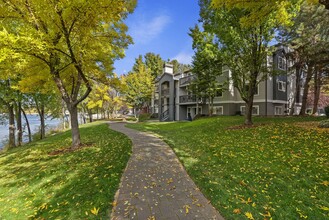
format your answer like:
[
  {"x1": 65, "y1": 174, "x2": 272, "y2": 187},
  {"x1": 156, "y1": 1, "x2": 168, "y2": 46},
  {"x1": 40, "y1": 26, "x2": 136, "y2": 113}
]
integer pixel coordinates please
[
  {"x1": 179, "y1": 95, "x2": 196, "y2": 103},
  {"x1": 161, "y1": 88, "x2": 169, "y2": 96},
  {"x1": 179, "y1": 75, "x2": 195, "y2": 86}
]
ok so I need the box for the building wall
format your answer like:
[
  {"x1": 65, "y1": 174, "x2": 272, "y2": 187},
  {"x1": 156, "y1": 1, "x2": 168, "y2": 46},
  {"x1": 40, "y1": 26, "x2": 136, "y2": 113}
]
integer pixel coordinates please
[{"x1": 153, "y1": 46, "x2": 301, "y2": 121}]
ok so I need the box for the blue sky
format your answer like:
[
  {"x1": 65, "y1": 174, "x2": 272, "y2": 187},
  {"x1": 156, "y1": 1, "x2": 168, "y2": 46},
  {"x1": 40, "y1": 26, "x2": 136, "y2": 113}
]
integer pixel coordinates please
[{"x1": 113, "y1": 0, "x2": 200, "y2": 75}]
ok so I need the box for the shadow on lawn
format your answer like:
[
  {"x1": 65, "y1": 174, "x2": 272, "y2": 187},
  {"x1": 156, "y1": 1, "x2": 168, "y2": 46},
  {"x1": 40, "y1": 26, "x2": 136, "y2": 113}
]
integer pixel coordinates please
[{"x1": 0, "y1": 125, "x2": 131, "y2": 219}]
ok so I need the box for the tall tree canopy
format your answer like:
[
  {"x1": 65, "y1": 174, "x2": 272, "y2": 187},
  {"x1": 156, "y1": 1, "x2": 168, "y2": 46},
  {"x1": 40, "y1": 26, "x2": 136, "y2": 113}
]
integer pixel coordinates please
[
  {"x1": 211, "y1": 0, "x2": 329, "y2": 26},
  {"x1": 200, "y1": 0, "x2": 291, "y2": 125},
  {"x1": 121, "y1": 62, "x2": 153, "y2": 116},
  {"x1": 0, "y1": 0, "x2": 136, "y2": 148},
  {"x1": 210, "y1": 0, "x2": 302, "y2": 27},
  {"x1": 189, "y1": 25, "x2": 224, "y2": 116},
  {"x1": 279, "y1": 2, "x2": 329, "y2": 115}
]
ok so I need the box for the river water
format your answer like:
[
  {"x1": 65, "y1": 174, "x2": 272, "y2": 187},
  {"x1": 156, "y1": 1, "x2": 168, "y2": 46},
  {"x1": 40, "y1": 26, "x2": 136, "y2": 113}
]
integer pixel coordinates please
[{"x1": 0, "y1": 114, "x2": 61, "y2": 149}]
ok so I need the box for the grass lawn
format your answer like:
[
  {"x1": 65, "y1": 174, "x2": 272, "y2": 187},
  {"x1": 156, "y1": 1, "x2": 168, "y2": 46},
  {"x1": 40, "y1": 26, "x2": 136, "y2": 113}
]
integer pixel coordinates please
[
  {"x1": 127, "y1": 116, "x2": 329, "y2": 220},
  {"x1": 0, "y1": 121, "x2": 131, "y2": 219}
]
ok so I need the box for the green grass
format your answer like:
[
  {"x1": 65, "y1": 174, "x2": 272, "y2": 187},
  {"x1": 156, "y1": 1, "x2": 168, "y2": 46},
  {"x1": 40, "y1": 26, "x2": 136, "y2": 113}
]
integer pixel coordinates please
[
  {"x1": 127, "y1": 116, "x2": 329, "y2": 220},
  {"x1": 0, "y1": 121, "x2": 131, "y2": 219}
]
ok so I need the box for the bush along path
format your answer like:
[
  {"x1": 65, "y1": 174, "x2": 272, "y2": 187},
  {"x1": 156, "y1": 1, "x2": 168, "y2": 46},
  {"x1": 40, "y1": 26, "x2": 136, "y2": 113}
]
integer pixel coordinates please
[{"x1": 109, "y1": 122, "x2": 224, "y2": 220}]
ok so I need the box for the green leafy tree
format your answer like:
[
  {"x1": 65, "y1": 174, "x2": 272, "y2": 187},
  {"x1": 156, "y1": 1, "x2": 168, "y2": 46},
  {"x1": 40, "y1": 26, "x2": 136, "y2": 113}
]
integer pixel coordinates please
[
  {"x1": 0, "y1": 0, "x2": 136, "y2": 148},
  {"x1": 121, "y1": 63, "x2": 153, "y2": 117},
  {"x1": 200, "y1": 0, "x2": 281, "y2": 125},
  {"x1": 169, "y1": 59, "x2": 191, "y2": 73},
  {"x1": 144, "y1": 52, "x2": 165, "y2": 78},
  {"x1": 279, "y1": 2, "x2": 329, "y2": 115},
  {"x1": 132, "y1": 53, "x2": 165, "y2": 79},
  {"x1": 189, "y1": 25, "x2": 224, "y2": 116},
  {"x1": 0, "y1": 80, "x2": 16, "y2": 148}
]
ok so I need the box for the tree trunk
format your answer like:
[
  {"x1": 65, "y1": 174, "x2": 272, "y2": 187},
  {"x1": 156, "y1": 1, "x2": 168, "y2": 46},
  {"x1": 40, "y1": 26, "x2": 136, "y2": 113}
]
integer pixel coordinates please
[
  {"x1": 88, "y1": 109, "x2": 93, "y2": 123},
  {"x1": 21, "y1": 107, "x2": 32, "y2": 143},
  {"x1": 289, "y1": 99, "x2": 296, "y2": 116},
  {"x1": 300, "y1": 64, "x2": 314, "y2": 115},
  {"x1": 312, "y1": 68, "x2": 321, "y2": 115},
  {"x1": 208, "y1": 98, "x2": 212, "y2": 116},
  {"x1": 68, "y1": 105, "x2": 81, "y2": 149},
  {"x1": 7, "y1": 103, "x2": 16, "y2": 148},
  {"x1": 35, "y1": 97, "x2": 46, "y2": 140},
  {"x1": 209, "y1": 96, "x2": 214, "y2": 116},
  {"x1": 244, "y1": 98, "x2": 254, "y2": 125},
  {"x1": 289, "y1": 66, "x2": 301, "y2": 115},
  {"x1": 40, "y1": 106, "x2": 46, "y2": 139},
  {"x1": 16, "y1": 102, "x2": 23, "y2": 146}
]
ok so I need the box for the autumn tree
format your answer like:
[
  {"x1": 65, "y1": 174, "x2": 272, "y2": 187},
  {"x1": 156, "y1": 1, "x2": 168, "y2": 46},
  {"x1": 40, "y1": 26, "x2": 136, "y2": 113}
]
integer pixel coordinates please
[
  {"x1": 87, "y1": 83, "x2": 111, "y2": 119},
  {"x1": 0, "y1": 46, "x2": 23, "y2": 148},
  {"x1": 0, "y1": 0, "x2": 136, "y2": 148},
  {"x1": 210, "y1": 0, "x2": 329, "y2": 26}
]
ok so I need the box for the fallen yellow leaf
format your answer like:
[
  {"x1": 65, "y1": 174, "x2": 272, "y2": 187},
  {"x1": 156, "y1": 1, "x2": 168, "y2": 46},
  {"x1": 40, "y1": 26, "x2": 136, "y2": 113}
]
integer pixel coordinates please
[
  {"x1": 320, "y1": 206, "x2": 329, "y2": 211},
  {"x1": 90, "y1": 207, "x2": 99, "y2": 216},
  {"x1": 320, "y1": 181, "x2": 329, "y2": 186},
  {"x1": 233, "y1": 208, "x2": 241, "y2": 214},
  {"x1": 183, "y1": 205, "x2": 191, "y2": 214},
  {"x1": 245, "y1": 212, "x2": 254, "y2": 220}
]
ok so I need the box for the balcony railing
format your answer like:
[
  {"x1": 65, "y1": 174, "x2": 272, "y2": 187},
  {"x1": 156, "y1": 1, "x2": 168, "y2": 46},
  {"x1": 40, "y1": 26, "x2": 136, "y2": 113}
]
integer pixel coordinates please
[
  {"x1": 179, "y1": 95, "x2": 195, "y2": 103},
  {"x1": 179, "y1": 95, "x2": 205, "y2": 104},
  {"x1": 179, "y1": 75, "x2": 195, "y2": 86}
]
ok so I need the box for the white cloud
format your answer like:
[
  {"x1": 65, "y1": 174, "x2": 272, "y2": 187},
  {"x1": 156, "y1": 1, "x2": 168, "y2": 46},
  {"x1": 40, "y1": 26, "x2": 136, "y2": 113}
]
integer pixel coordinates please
[
  {"x1": 130, "y1": 15, "x2": 171, "y2": 44},
  {"x1": 172, "y1": 51, "x2": 193, "y2": 64}
]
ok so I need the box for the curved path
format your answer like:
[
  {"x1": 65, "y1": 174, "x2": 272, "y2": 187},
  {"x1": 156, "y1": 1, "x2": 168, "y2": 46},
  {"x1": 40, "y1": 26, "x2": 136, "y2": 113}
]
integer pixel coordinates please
[{"x1": 109, "y1": 122, "x2": 224, "y2": 220}]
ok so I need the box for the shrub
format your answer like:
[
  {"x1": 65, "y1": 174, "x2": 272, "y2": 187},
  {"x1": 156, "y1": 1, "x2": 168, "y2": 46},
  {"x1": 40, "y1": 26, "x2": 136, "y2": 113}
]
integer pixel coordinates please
[
  {"x1": 138, "y1": 113, "x2": 151, "y2": 122},
  {"x1": 126, "y1": 117, "x2": 137, "y2": 122},
  {"x1": 319, "y1": 119, "x2": 329, "y2": 128},
  {"x1": 325, "y1": 106, "x2": 329, "y2": 118}
]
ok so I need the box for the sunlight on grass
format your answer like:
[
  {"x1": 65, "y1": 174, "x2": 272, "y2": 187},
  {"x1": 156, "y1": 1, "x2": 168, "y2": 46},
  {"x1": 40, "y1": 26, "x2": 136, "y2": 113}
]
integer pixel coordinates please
[
  {"x1": 0, "y1": 121, "x2": 131, "y2": 219},
  {"x1": 128, "y1": 116, "x2": 329, "y2": 219}
]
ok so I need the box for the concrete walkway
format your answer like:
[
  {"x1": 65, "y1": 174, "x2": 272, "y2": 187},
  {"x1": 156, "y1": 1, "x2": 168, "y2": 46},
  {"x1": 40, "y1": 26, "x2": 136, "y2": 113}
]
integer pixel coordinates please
[{"x1": 109, "y1": 122, "x2": 224, "y2": 220}]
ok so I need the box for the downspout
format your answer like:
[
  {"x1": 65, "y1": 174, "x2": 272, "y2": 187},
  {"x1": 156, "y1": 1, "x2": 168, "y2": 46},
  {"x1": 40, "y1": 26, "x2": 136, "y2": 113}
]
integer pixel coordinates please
[{"x1": 286, "y1": 56, "x2": 288, "y2": 114}]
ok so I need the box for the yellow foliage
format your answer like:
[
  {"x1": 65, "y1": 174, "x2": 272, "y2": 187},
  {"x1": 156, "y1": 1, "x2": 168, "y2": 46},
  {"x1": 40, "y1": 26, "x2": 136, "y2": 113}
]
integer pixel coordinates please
[{"x1": 211, "y1": 0, "x2": 302, "y2": 27}]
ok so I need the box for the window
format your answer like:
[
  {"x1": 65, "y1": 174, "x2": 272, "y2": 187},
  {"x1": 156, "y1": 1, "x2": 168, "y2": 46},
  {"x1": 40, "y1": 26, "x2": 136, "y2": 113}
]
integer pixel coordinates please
[
  {"x1": 278, "y1": 56, "x2": 286, "y2": 70},
  {"x1": 213, "y1": 106, "x2": 223, "y2": 115},
  {"x1": 240, "y1": 105, "x2": 259, "y2": 115},
  {"x1": 275, "y1": 106, "x2": 283, "y2": 115},
  {"x1": 277, "y1": 81, "x2": 286, "y2": 92},
  {"x1": 244, "y1": 84, "x2": 259, "y2": 96}
]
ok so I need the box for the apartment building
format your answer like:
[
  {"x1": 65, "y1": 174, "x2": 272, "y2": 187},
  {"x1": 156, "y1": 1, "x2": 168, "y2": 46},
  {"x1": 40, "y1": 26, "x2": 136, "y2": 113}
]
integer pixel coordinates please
[{"x1": 151, "y1": 46, "x2": 302, "y2": 121}]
